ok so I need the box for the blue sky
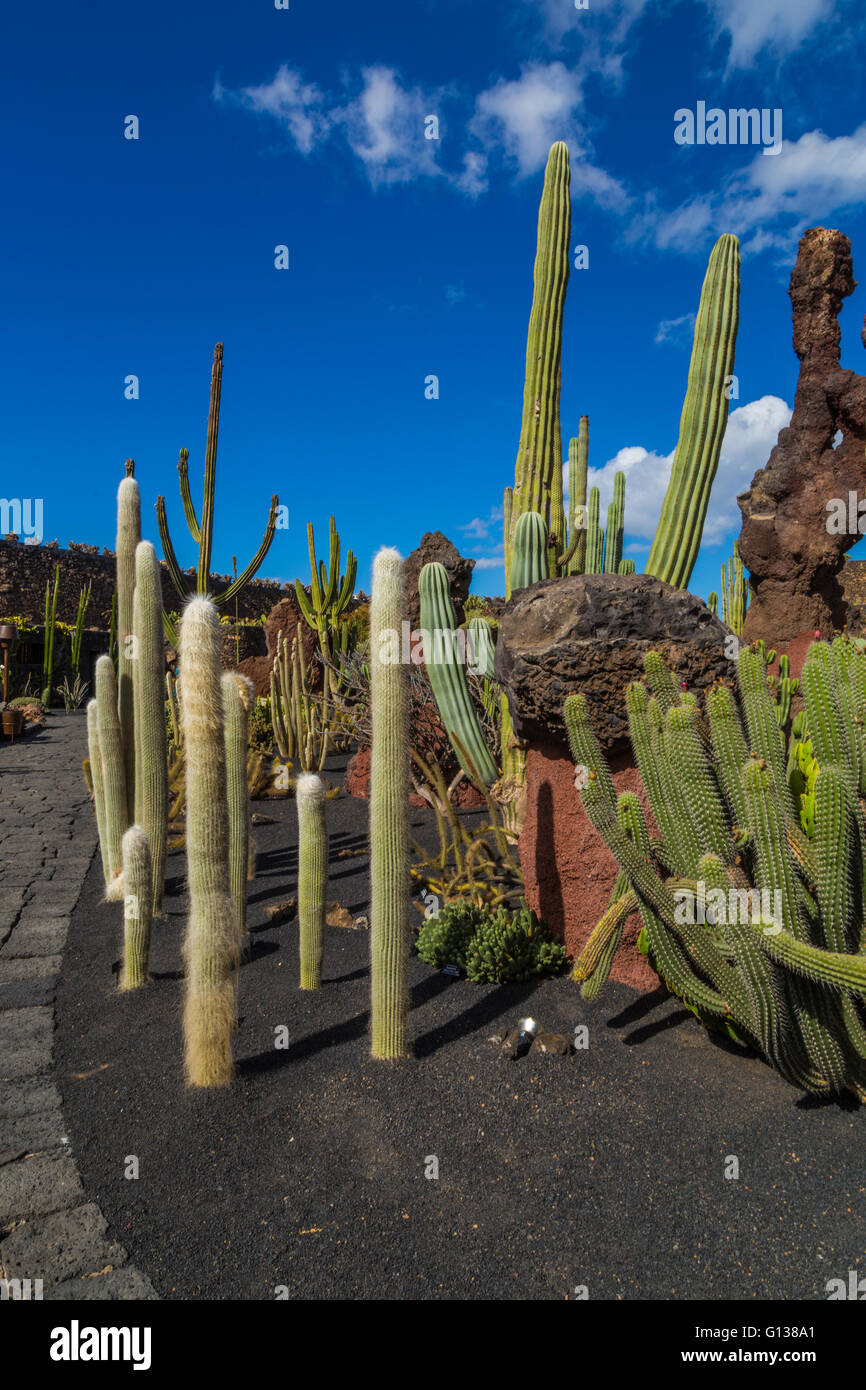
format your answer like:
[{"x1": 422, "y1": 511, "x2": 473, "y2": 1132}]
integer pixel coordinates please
[{"x1": 3, "y1": 0, "x2": 866, "y2": 606}]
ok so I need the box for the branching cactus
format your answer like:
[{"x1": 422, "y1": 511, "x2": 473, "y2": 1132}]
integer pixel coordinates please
[
  {"x1": 120, "y1": 825, "x2": 152, "y2": 991},
  {"x1": 95, "y1": 655, "x2": 129, "y2": 900},
  {"x1": 222, "y1": 671, "x2": 255, "y2": 950},
  {"x1": 370, "y1": 548, "x2": 411, "y2": 1059},
  {"x1": 133, "y1": 542, "x2": 168, "y2": 915},
  {"x1": 86, "y1": 699, "x2": 111, "y2": 887},
  {"x1": 565, "y1": 639, "x2": 866, "y2": 1099},
  {"x1": 296, "y1": 773, "x2": 328, "y2": 989},
  {"x1": 180, "y1": 596, "x2": 240, "y2": 1088},
  {"x1": 116, "y1": 464, "x2": 141, "y2": 822}
]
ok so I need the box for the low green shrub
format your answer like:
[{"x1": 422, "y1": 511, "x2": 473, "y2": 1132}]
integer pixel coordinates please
[{"x1": 416, "y1": 901, "x2": 567, "y2": 983}]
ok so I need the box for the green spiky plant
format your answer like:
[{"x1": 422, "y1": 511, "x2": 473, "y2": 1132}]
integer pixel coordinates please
[
  {"x1": 95, "y1": 655, "x2": 129, "y2": 900},
  {"x1": 585, "y1": 487, "x2": 604, "y2": 573},
  {"x1": 297, "y1": 773, "x2": 328, "y2": 989},
  {"x1": 41, "y1": 563, "x2": 59, "y2": 706},
  {"x1": 120, "y1": 825, "x2": 152, "y2": 991},
  {"x1": 69, "y1": 580, "x2": 92, "y2": 683},
  {"x1": 87, "y1": 698, "x2": 111, "y2": 888},
  {"x1": 506, "y1": 140, "x2": 570, "y2": 587},
  {"x1": 510, "y1": 511, "x2": 550, "y2": 592},
  {"x1": 618, "y1": 558, "x2": 636, "y2": 576},
  {"x1": 564, "y1": 639, "x2": 866, "y2": 1098},
  {"x1": 419, "y1": 562, "x2": 498, "y2": 788},
  {"x1": 603, "y1": 472, "x2": 626, "y2": 574},
  {"x1": 222, "y1": 671, "x2": 255, "y2": 948},
  {"x1": 116, "y1": 462, "x2": 141, "y2": 820},
  {"x1": 132, "y1": 542, "x2": 168, "y2": 915},
  {"x1": 566, "y1": 418, "x2": 588, "y2": 575},
  {"x1": 721, "y1": 539, "x2": 749, "y2": 633},
  {"x1": 156, "y1": 344, "x2": 280, "y2": 649},
  {"x1": 645, "y1": 234, "x2": 741, "y2": 589},
  {"x1": 180, "y1": 596, "x2": 240, "y2": 1088},
  {"x1": 370, "y1": 548, "x2": 411, "y2": 1059},
  {"x1": 707, "y1": 591, "x2": 719, "y2": 616},
  {"x1": 294, "y1": 516, "x2": 357, "y2": 699}
]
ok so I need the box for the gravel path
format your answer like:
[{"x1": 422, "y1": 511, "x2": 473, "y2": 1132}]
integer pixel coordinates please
[{"x1": 0, "y1": 713, "x2": 157, "y2": 1300}]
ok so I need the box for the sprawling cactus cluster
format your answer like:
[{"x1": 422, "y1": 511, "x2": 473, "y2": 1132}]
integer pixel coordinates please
[{"x1": 565, "y1": 639, "x2": 866, "y2": 1097}]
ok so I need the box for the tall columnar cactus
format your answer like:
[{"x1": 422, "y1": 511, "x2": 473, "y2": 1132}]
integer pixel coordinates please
[
  {"x1": 721, "y1": 539, "x2": 749, "y2": 633},
  {"x1": 419, "y1": 562, "x2": 498, "y2": 787},
  {"x1": 156, "y1": 344, "x2": 280, "y2": 647},
  {"x1": 221, "y1": 671, "x2": 254, "y2": 948},
  {"x1": 585, "y1": 487, "x2": 604, "y2": 573},
  {"x1": 370, "y1": 548, "x2": 411, "y2": 1059},
  {"x1": 511, "y1": 511, "x2": 550, "y2": 592},
  {"x1": 567, "y1": 418, "x2": 589, "y2": 575},
  {"x1": 86, "y1": 699, "x2": 111, "y2": 887},
  {"x1": 565, "y1": 641, "x2": 866, "y2": 1099},
  {"x1": 120, "y1": 825, "x2": 152, "y2": 991},
  {"x1": 296, "y1": 773, "x2": 328, "y2": 989},
  {"x1": 603, "y1": 472, "x2": 626, "y2": 575},
  {"x1": 503, "y1": 487, "x2": 514, "y2": 579},
  {"x1": 95, "y1": 655, "x2": 129, "y2": 900},
  {"x1": 294, "y1": 516, "x2": 357, "y2": 698},
  {"x1": 132, "y1": 542, "x2": 168, "y2": 915},
  {"x1": 180, "y1": 596, "x2": 240, "y2": 1088},
  {"x1": 116, "y1": 464, "x2": 141, "y2": 821},
  {"x1": 41, "y1": 563, "x2": 60, "y2": 706},
  {"x1": 707, "y1": 591, "x2": 719, "y2": 616},
  {"x1": 618, "y1": 558, "x2": 636, "y2": 576},
  {"x1": 507, "y1": 141, "x2": 571, "y2": 592},
  {"x1": 645, "y1": 234, "x2": 741, "y2": 589}
]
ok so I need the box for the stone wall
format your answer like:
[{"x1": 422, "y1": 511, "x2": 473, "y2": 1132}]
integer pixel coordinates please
[{"x1": 0, "y1": 537, "x2": 293, "y2": 627}]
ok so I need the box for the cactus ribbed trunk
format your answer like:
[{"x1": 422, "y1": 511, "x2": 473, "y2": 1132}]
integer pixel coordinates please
[
  {"x1": 95, "y1": 656, "x2": 128, "y2": 899},
  {"x1": 296, "y1": 773, "x2": 328, "y2": 989},
  {"x1": 507, "y1": 141, "x2": 571, "y2": 594},
  {"x1": 86, "y1": 699, "x2": 111, "y2": 887},
  {"x1": 567, "y1": 418, "x2": 588, "y2": 575},
  {"x1": 180, "y1": 597, "x2": 240, "y2": 1088},
  {"x1": 370, "y1": 548, "x2": 411, "y2": 1059},
  {"x1": 133, "y1": 542, "x2": 168, "y2": 915},
  {"x1": 120, "y1": 825, "x2": 152, "y2": 990},
  {"x1": 645, "y1": 234, "x2": 740, "y2": 589},
  {"x1": 419, "y1": 562, "x2": 498, "y2": 787},
  {"x1": 221, "y1": 672, "x2": 254, "y2": 949},
  {"x1": 116, "y1": 471, "x2": 141, "y2": 823}
]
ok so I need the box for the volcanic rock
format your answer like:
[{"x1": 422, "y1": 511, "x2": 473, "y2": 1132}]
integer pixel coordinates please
[
  {"x1": 495, "y1": 571, "x2": 729, "y2": 751},
  {"x1": 738, "y1": 227, "x2": 866, "y2": 642},
  {"x1": 403, "y1": 532, "x2": 474, "y2": 631}
]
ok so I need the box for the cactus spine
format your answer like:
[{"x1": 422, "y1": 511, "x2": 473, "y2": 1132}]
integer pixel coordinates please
[
  {"x1": 507, "y1": 141, "x2": 571, "y2": 592},
  {"x1": 585, "y1": 487, "x2": 604, "y2": 573},
  {"x1": 87, "y1": 699, "x2": 111, "y2": 887},
  {"x1": 511, "y1": 511, "x2": 549, "y2": 591},
  {"x1": 567, "y1": 418, "x2": 589, "y2": 575},
  {"x1": 120, "y1": 825, "x2": 152, "y2": 990},
  {"x1": 116, "y1": 466, "x2": 141, "y2": 821},
  {"x1": 222, "y1": 672, "x2": 254, "y2": 948},
  {"x1": 296, "y1": 773, "x2": 328, "y2": 989},
  {"x1": 132, "y1": 542, "x2": 168, "y2": 914},
  {"x1": 95, "y1": 655, "x2": 128, "y2": 899},
  {"x1": 180, "y1": 596, "x2": 240, "y2": 1087},
  {"x1": 419, "y1": 562, "x2": 497, "y2": 787},
  {"x1": 370, "y1": 548, "x2": 411, "y2": 1059},
  {"x1": 645, "y1": 234, "x2": 740, "y2": 589}
]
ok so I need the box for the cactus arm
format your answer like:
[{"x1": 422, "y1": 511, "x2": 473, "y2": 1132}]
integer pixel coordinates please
[
  {"x1": 213, "y1": 495, "x2": 280, "y2": 607},
  {"x1": 196, "y1": 343, "x2": 223, "y2": 590},
  {"x1": 645, "y1": 234, "x2": 740, "y2": 589},
  {"x1": 155, "y1": 496, "x2": 193, "y2": 602},
  {"x1": 177, "y1": 449, "x2": 201, "y2": 543},
  {"x1": 419, "y1": 563, "x2": 498, "y2": 788}
]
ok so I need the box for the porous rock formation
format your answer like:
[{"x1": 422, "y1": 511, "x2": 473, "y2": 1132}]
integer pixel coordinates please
[
  {"x1": 738, "y1": 227, "x2": 866, "y2": 643},
  {"x1": 403, "y1": 532, "x2": 474, "y2": 632}
]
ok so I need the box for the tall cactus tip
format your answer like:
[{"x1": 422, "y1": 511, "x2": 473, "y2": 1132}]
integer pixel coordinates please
[{"x1": 296, "y1": 772, "x2": 326, "y2": 803}]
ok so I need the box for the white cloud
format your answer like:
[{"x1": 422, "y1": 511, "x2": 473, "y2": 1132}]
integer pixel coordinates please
[
  {"x1": 471, "y1": 63, "x2": 583, "y2": 177},
  {"x1": 339, "y1": 66, "x2": 442, "y2": 187},
  {"x1": 459, "y1": 506, "x2": 504, "y2": 542},
  {"x1": 655, "y1": 312, "x2": 696, "y2": 345},
  {"x1": 565, "y1": 395, "x2": 791, "y2": 546},
  {"x1": 471, "y1": 552, "x2": 506, "y2": 571},
  {"x1": 213, "y1": 65, "x2": 329, "y2": 156},
  {"x1": 706, "y1": 0, "x2": 836, "y2": 68}
]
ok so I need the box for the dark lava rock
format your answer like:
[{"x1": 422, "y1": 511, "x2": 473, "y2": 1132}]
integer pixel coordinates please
[
  {"x1": 738, "y1": 227, "x2": 866, "y2": 643},
  {"x1": 499, "y1": 1028, "x2": 524, "y2": 1060},
  {"x1": 238, "y1": 593, "x2": 319, "y2": 696},
  {"x1": 529, "y1": 1031, "x2": 572, "y2": 1056},
  {"x1": 403, "y1": 532, "x2": 474, "y2": 632},
  {"x1": 494, "y1": 571, "x2": 730, "y2": 750}
]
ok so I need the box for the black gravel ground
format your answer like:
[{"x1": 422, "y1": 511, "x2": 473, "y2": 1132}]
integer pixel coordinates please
[{"x1": 55, "y1": 757, "x2": 866, "y2": 1301}]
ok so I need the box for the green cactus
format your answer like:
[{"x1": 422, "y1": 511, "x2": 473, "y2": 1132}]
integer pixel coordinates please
[
  {"x1": 180, "y1": 596, "x2": 240, "y2": 1087},
  {"x1": 120, "y1": 825, "x2": 152, "y2": 991},
  {"x1": 156, "y1": 344, "x2": 280, "y2": 647},
  {"x1": 707, "y1": 591, "x2": 718, "y2": 616},
  {"x1": 564, "y1": 642, "x2": 866, "y2": 1097},
  {"x1": 507, "y1": 141, "x2": 571, "y2": 591},
  {"x1": 467, "y1": 616, "x2": 496, "y2": 681},
  {"x1": 370, "y1": 548, "x2": 411, "y2": 1059},
  {"x1": 585, "y1": 487, "x2": 604, "y2": 573},
  {"x1": 95, "y1": 655, "x2": 129, "y2": 900},
  {"x1": 618, "y1": 558, "x2": 636, "y2": 576},
  {"x1": 567, "y1": 418, "x2": 589, "y2": 575},
  {"x1": 294, "y1": 516, "x2": 357, "y2": 698},
  {"x1": 720, "y1": 539, "x2": 749, "y2": 633},
  {"x1": 86, "y1": 699, "x2": 111, "y2": 888},
  {"x1": 41, "y1": 563, "x2": 60, "y2": 707},
  {"x1": 645, "y1": 235, "x2": 740, "y2": 589},
  {"x1": 222, "y1": 672, "x2": 254, "y2": 947},
  {"x1": 419, "y1": 562, "x2": 498, "y2": 788},
  {"x1": 296, "y1": 773, "x2": 328, "y2": 989},
  {"x1": 511, "y1": 511, "x2": 549, "y2": 591},
  {"x1": 132, "y1": 543, "x2": 168, "y2": 915},
  {"x1": 116, "y1": 464, "x2": 141, "y2": 819},
  {"x1": 603, "y1": 472, "x2": 626, "y2": 574}
]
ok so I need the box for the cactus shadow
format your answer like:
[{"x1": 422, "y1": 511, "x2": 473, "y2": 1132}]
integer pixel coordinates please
[
  {"x1": 412, "y1": 978, "x2": 539, "y2": 1058},
  {"x1": 238, "y1": 1008, "x2": 370, "y2": 1075}
]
